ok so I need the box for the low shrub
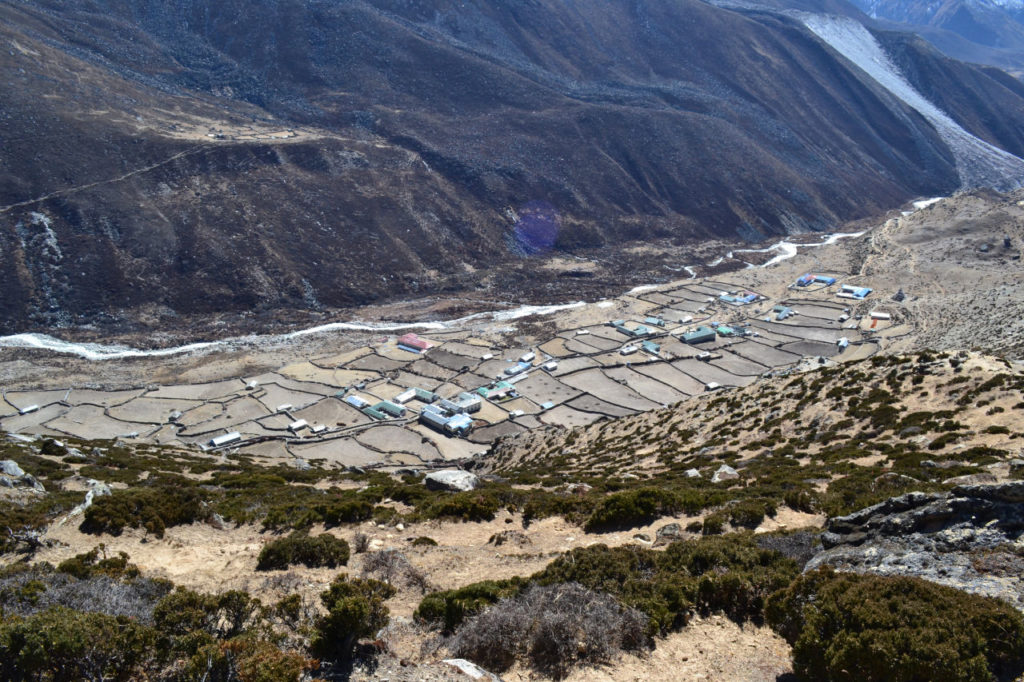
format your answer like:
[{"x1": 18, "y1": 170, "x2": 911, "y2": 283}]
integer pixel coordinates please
[
  {"x1": 217, "y1": 636, "x2": 314, "y2": 682},
  {"x1": 448, "y1": 583, "x2": 649, "y2": 678},
  {"x1": 0, "y1": 561, "x2": 171, "y2": 623},
  {"x1": 80, "y1": 486, "x2": 208, "y2": 538},
  {"x1": 533, "y1": 534, "x2": 798, "y2": 632},
  {"x1": 0, "y1": 606, "x2": 159, "y2": 681},
  {"x1": 361, "y1": 549, "x2": 431, "y2": 592},
  {"x1": 766, "y1": 568, "x2": 1024, "y2": 682},
  {"x1": 583, "y1": 487, "x2": 682, "y2": 532},
  {"x1": 0, "y1": 557, "x2": 311, "y2": 681},
  {"x1": 57, "y1": 546, "x2": 139, "y2": 580},
  {"x1": 819, "y1": 469, "x2": 940, "y2": 517},
  {"x1": 701, "y1": 512, "x2": 726, "y2": 535},
  {"x1": 754, "y1": 530, "x2": 822, "y2": 569},
  {"x1": 153, "y1": 588, "x2": 263, "y2": 640},
  {"x1": 415, "y1": 579, "x2": 525, "y2": 634},
  {"x1": 727, "y1": 498, "x2": 776, "y2": 528},
  {"x1": 411, "y1": 536, "x2": 438, "y2": 547},
  {"x1": 319, "y1": 499, "x2": 375, "y2": 526},
  {"x1": 422, "y1": 491, "x2": 499, "y2": 522},
  {"x1": 659, "y1": 534, "x2": 799, "y2": 621},
  {"x1": 311, "y1": 576, "x2": 396, "y2": 662},
  {"x1": 419, "y1": 535, "x2": 798, "y2": 641},
  {"x1": 256, "y1": 532, "x2": 350, "y2": 571}
]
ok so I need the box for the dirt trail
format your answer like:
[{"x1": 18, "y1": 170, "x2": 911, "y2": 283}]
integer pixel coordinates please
[{"x1": 0, "y1": 146, "x2": 210, "y2": 214}]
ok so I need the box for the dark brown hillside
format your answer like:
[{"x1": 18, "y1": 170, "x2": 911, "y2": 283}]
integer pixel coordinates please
[{"x1": 2, "y1": 0, "x2": 1024, "y2": 334}]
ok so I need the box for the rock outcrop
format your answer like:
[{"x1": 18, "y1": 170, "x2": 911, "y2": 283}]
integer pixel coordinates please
[
  {"x1": 808, "y1": 482, "x2": 1024, "y2": 611},
  {"x1": 0, "y1": 460, "x2": 45, "y2": 493},
  {"x1": 711, "y1": 465, "x2": 739, "y2": 483},
  {"x1": 424, "y1": 470, "x2": 479, "y2": 493}
]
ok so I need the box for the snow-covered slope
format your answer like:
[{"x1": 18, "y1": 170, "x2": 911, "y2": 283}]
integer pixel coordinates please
[{"x1": 802, "y1": 14, "x2": 1024, "y2": 190}]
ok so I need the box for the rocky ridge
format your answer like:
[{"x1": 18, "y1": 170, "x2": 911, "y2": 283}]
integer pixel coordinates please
[{"x1": 809, "y1": 481, "x2": 1024, "y2": 610}]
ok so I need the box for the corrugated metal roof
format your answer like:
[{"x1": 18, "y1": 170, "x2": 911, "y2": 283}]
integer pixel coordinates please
[
  {"x1": 419, "y1": 410, "x2": 450, "y2": 430},
  {"x1": 361, "y1": 406, "x2": 387, "y2": 420},
  {"x1": 375, "y1": 401, "x2": 406, "y2": 417},
  {"x1": 414, "y1": 388, "x2": 438, "y2": 402}
]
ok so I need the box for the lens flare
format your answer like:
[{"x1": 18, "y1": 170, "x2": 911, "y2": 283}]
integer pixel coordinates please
[{"x1": 512, "y1": 201, "x2": 560, "y2": 255}]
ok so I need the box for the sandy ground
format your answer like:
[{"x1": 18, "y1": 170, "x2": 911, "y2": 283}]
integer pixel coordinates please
[
  {"x1": 30, "y1": 503, "x2": 821, "y2": 616},
  {"x1": 28, "y1": 505, "x2": 810, "y2": 682}
]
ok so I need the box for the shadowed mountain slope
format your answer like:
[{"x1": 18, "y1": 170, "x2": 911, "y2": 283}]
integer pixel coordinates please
[{"x1": 2, "y1": 0, "x2": 1024, "y2": 333}]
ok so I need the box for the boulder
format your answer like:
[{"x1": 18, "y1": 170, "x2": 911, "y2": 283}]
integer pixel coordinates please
[
  {"x1": 921, "y1": 459, "x2": 966, "y2": 470},
  {"x1": 442, "y1": 658, "x2": 503, "y2": 681},
  {"x1": 942, "y1": 472, "x2": 998, "y2": 486},
  {"x1": 20, "y1": 474, "x2": 44, "y2": 493},
  {"x1": 5, "y1": 434, "x2": 36, "y2": 444},
  {"x1": 209, "y1": 513, "x2": 229, "y2": 530},
  {"x1": 1, "y1": 460, "x2": 26, "y2": 477},
  {"x1": 654, "y1": 522, "x2": 683, "y2": 546},
  {"x1": 711, "y1": 464, "x2": 739, "y2": 483},
  {"x1": 87, "y1": 479, "x2": 112, "y2": 497},
  {"x1": 489, "y1": 529, "x2": 531, "y2": 547},
  {"x1": 424, "y1": 469, "x2": 479, "y2": 492},
  {"x1": 62, "y1": 480, "x2": 113, "y2": 522},
  {"x1": 873, "y1": 472, "x2": 919, "y2": 487},
  {"x1": 685, "y1": 468, "x2": 702, "y2": 478},
  {"x1": 40, "y1": 439, "x2": 68, "y2": 456}
]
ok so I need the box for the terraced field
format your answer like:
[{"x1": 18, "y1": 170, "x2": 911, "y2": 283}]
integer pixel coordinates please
[{"x1": 1, "y1": 272, "x2": 899, "y2": 470}]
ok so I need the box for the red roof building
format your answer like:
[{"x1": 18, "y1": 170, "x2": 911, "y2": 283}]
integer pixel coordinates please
[{"x1": 397, "y1": 333, "x2": 432, "y2": 351}]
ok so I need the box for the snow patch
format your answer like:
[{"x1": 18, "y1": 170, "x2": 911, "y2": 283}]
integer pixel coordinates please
[
  {"x1": 28, "y1": 212, "x2": 61, "y2": 261},
  {"x1": 730, "y1": 231, "x2": 867, "y2": 269},
  {"x1": 912, "y1": 197, "x2": 944, "y2": 210}
]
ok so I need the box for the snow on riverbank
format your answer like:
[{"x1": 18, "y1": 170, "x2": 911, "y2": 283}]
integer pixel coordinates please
[
  {"x1": 0, "y1": 302, "x2": 586, "y2": 360},
  {"x1": 0, "y1": 227, "x2": 872, "y2": 361}
]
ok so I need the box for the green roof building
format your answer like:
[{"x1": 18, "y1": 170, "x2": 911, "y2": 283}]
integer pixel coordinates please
[
  {"x1": 683, "y1": 326, "x2": 716, "y2": 344},
  {"x1": 374, "y1": 401, "x2": 406, "y2": 418},
  {"x1": 414, "y1": 388, "x2": 438, "y2": 403},
  {"x1": 361, "y1": 406, "x2": 388, "y2": 421}
]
